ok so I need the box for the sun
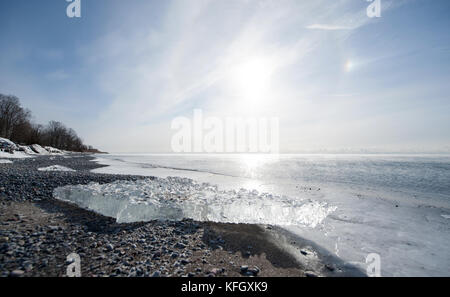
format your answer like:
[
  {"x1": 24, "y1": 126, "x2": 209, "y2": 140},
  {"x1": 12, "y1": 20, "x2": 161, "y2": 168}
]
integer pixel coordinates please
[
  {"x1": 235, "y1": 58, "x2": 271, "y2": 88},
  {"x1": 229, "y1": 56, "x2": 275, "y2": 112}
]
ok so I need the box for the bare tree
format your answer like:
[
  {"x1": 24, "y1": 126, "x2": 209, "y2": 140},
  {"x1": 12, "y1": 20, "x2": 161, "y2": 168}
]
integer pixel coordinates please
[
  {"x1": 0, "y1": 93, "x2": 97, "y2": 152},
  {"x1": 0, "y1": 94, "x2": 31, "y2": 139}
]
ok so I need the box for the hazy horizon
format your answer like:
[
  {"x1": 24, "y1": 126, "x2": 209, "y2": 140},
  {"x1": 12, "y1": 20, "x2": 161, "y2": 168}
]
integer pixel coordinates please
[{"x1": 1, "y1": 0, "x2": 449, "y2": 153}]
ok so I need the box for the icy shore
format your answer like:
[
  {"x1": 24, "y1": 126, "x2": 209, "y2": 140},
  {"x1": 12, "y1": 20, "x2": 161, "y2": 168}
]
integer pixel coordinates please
[{"x1": 87, "y1": 154, "x2": 450, "y2": 277}]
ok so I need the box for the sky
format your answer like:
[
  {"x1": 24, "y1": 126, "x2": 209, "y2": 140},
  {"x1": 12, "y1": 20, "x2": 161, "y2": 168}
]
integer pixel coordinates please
[{"x1": 0, "y1": 0, "x2": 449, "y2": 153}]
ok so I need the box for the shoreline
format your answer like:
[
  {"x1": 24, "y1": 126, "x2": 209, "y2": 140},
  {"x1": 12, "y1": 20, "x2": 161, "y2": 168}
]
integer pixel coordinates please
[{"x1": 0, "y1": 154, "x2": 315, "y2": 277}]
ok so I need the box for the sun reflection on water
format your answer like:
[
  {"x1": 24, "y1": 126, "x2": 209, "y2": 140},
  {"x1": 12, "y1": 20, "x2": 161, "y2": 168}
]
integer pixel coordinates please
[{"x1": 238, "y1": 154, "x2": 279, "y2": 192}]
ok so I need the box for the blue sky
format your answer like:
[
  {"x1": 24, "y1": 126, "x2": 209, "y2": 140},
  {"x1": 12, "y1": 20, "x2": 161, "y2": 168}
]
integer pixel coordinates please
[{"x1": 0, "y1": 0, "x2": 449, "y2": 153}]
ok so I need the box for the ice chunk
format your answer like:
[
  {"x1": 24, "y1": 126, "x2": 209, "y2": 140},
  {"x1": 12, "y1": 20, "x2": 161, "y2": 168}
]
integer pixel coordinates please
[
  {"x1": 0, "y1": 137, "x2": 17, "y2": 149},
  {"x1": 30, "y1": 144, "x2": 50, "y2": 155},
  {"x1": 19, "y1": 145, "x2": 37, "y2": 155},
  {"x1": 53, "y1": 177, "x2": 336, "y2": 226},
  {"x1": 45, "y1": 146, "x2": 63, "y2": 154}
]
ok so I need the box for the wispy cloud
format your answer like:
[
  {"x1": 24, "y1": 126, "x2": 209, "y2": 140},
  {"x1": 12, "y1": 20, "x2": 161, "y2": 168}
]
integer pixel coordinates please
[
  {"x1": 305, "y1": 24, "x2": 353, "y2": 30},
  {"x1": 79, "y1": 0, "x2": 383, "y2": 151}
]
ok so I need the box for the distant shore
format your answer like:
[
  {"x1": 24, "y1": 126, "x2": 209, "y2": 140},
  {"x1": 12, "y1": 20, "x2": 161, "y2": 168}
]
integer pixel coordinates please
[{"x1": 0, "y1": 155, "x2": 315, "y2": 277}]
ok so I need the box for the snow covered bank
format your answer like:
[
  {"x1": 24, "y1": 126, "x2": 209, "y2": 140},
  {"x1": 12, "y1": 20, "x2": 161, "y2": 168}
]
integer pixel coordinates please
[
  {"x1": 0, "y1": 137, "x2": 68, "y2": 159},
  {"x1": 0, "y1": 159, "x2": 13, "y2": 164},
  {"x1": 53, "y1": 177, "x2": 336, "y2": 227}
]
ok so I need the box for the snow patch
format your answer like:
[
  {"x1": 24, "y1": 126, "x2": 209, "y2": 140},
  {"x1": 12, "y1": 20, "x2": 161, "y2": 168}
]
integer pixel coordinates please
[
  {"x1": 38, "y1": 165, "x2": 76, "y2": 172},
  {"x1": 0, "y1": 151, "x2": 32, "y2": 159},
  {"x1": 0, "y1": 159, "x2": 13, "y2": 164},
  {"x1": 53, "y1": 177, "x2": 336, "y2": 226}
]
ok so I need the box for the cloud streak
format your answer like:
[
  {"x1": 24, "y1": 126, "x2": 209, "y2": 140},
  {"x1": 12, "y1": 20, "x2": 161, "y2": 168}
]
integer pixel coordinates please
[
  {"x1": 76, "y1": 0, "x2": 424, "y2": 152},
  {"x1": 305, "y1": 24, "x2": 353, "y2": 30}
]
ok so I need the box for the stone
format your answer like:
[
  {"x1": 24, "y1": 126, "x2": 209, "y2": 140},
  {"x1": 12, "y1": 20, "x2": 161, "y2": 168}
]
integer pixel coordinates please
[
  {"x1": 10, "y1": 270, "x2": 24, "y2": 277},
  {"x1": 305, "y1": 271, "x2": 318, "y2": 277},
  {"x1": 240, "y1": 265, "x2": 248, "y2": 273},
  {"x1": 248, "y1": 266, "x2": 260, "y2": 276},
  {"x1": 175, "y1": 242, "x2": 186, "y2": 249}
]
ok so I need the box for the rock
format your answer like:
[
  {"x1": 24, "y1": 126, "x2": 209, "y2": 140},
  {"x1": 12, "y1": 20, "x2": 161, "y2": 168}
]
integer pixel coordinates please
[
  {"x1": 151, "y1": 271, "x2": 161, "y2": 277},
  {"x1": 248, "y1": 266, "x2": 260, "y2": 276},
  {"x1": 24, "y1": 263, "x2": 33, "y2": 272},
  {"x1": 48, "y1": 226, "x2": 59, "y2": 232},
  {"x1": 10, "y1": 270, "x2": 24, "y2": 277},
  {"x1": 300, "y1": 250, "x2": 308, "y2": 256},
  {"x1": 305, "y1": 271, "x2": 318, "y2": 277},
  {"x1": 171, "y1": 252, "x2": 179, "y2": 259},
  {"x1": 106, "y1": 243, "x2": 114, "y2": 251},
  {"x1": 240, "y1": 265, "x2": 248, "y2": 273},
  {"x1": 66, "y1": 258, "x2": 75, "y2": 265},
  {"x1": 175, "y1": 242, "x2": 186, "y2": 249}
]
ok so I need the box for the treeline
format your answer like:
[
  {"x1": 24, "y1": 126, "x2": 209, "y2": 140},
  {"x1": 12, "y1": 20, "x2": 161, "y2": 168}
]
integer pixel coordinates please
[{"x1": 0, "y1": 94, "x2": 98, "y2": 152}]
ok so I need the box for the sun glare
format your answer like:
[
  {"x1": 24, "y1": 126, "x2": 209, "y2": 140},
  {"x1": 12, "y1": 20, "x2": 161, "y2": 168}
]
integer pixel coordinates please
[{"x1": 230, "y1": 56, "x2": 274, "y2": 112}]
